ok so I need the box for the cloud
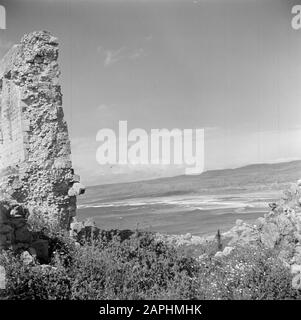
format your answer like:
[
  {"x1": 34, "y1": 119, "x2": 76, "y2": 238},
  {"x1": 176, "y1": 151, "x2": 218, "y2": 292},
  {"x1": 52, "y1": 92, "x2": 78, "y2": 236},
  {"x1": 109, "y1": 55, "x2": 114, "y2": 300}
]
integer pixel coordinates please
[
  {"x1": 97, "y1": 45, "x2": 147, "y2": 67},
  {"x1": 129, "y1": 48, "x2": 147, "y2": 60},
  {"x1": 103, "y1": 47, "x2": 126, "y2": 67}
]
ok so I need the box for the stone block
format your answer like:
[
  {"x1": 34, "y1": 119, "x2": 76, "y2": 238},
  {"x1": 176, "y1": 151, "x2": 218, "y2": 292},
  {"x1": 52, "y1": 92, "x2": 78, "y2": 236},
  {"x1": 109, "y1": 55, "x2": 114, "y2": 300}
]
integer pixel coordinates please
[
  {"x1": 31, "y1": 239, "x2": 49, "y2": 263},
  {"x1": 260, "y1": 223, "x2": 280, "y2": 248},
  {"x1": 15, "y1": 225, "x2": 32, "y2": 243}
]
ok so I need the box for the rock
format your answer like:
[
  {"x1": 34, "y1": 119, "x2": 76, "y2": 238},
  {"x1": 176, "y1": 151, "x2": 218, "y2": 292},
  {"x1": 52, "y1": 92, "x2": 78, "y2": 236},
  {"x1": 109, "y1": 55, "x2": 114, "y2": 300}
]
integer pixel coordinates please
[
  {"x1": 28, "y1": 247, "x2": 37, "y2": 258},
  {"x1": 20, "y1": 251, "x2": 34, "y2": 266},
  {"x1": 214, "y1": 246, "x2": 234, "y2": 258},
  {"x1": 15, "y1": 225, "x2": 32, "y2": 243},
  {"x1": 68, "y1": 182, "x2": 86, "y2": 197},
  {"x1": 275, "y1": 215, "x2": 295, "y2": 236},
  {"x1": 11, "y1": 242, "x2": 29, "y2": 251},
  {"x1": 214, "y1": 251, "x2": 224, "y2": 258},
  {"x1": 260, "y1": 223, "x2": 280, "y2": 248},
  {"x1": 292, "y1": 273, "x2": 301, "y2": 290},
  {"x1": 10, "y1": 218, "x2": 26, "y2": 229},
  {"x1": 31, "y1": 239, "x2": 49, "y2": 263},
  {"x1": 183, "y1": 233, "x2": 192, "y2": 240},
  {"x1": 0, "y1": 224, "x2": 14, "y2": 234},
  {"x1": 291, "y1": 264, "x2": 301, "y2": 274},
  {"x1": 70, "y1": 220, "x2": 84, "y2": 237},
  {"x1": 9, "y1": 205, "x2": 29, "y2": 219},
  {"x1": 0, "y1": 202, "x2": 11, "y2": 224},
  {"x1": 0, "y1": 234, "x2": 12, "y2": 249},
  {"x1": 223, "y1": 246, "x2": 234, "y2": 256},
  {"x1": 83, "y1": 219, "x2": 96, "y2": 228},
  {"x1": 228, "y1": 223, "x2": 259, "y2": 246},
  {"x1": 236, "y1": 219, "x2": 244, "y2": 227}
]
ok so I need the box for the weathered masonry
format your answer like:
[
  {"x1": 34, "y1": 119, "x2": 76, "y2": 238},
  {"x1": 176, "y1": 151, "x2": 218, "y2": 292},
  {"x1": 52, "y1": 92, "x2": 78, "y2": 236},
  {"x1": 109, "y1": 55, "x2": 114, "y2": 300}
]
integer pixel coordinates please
[{"x1": 0, "y1": 31, "x2": 84, "y2": 229}]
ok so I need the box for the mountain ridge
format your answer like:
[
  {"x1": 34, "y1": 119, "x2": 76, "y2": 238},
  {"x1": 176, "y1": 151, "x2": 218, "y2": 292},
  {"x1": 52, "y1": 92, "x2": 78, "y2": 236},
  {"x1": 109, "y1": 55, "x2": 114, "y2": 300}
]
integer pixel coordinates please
[
  {"x1": 80, "y1": 160, "x2": 301, "y2": 205},
  {"x1": 87, "y1": 159, "x2": 301, "y2": 188}
]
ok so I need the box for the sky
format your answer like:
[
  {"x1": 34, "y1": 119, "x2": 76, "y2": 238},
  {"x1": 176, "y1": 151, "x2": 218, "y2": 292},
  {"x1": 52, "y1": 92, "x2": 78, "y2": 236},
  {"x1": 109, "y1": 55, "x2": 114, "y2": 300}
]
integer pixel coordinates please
[{"x1": 1, "y1": 0, "x2": 301, "y2": 185}]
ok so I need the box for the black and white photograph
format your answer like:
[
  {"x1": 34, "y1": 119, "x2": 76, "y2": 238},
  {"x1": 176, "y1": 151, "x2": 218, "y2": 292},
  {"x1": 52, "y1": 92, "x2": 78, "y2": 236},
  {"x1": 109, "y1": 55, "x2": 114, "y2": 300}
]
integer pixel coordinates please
[{"x1": 1, "y1": 0, "x2": 301, "y2": 308}]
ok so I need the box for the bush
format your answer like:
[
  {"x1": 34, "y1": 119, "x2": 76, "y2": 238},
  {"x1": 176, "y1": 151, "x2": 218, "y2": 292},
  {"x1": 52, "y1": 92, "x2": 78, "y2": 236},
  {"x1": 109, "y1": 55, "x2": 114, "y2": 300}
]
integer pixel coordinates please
[
  {"x1": 0, "y1": 250, "x2": 71, "y2": 300},
  {"x1": 196, "y1": 246, "x2": 301, "y2": 300},
  {"x1": 1, "y1": 232, "x2": 301, "y2": 300},
  {"x1": 68, "y1": 232, "x2": 199, "y2": 299}
]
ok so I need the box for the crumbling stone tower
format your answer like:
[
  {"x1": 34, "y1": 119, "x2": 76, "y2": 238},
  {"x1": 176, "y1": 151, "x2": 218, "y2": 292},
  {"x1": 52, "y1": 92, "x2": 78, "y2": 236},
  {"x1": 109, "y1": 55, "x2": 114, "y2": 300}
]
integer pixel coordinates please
[{"x1": 0, "y1": 31, "x2": 80, "y2": 228}]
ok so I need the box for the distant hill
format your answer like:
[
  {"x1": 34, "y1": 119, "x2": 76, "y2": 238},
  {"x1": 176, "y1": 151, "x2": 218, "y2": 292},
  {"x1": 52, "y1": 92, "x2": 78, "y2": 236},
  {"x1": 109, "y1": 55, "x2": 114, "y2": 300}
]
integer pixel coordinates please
[{"x1": 80, "y1": 160, "x2": 301, "y2": 204}]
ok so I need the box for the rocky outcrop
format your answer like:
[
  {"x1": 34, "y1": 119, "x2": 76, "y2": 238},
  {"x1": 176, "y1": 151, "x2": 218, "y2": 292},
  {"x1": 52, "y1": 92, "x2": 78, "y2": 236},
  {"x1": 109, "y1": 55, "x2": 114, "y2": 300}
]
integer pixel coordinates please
[
  {"x1": 0, "y1": 199, "x2": 49, "y2": 262},
  {"x1": 217, "y1": 180, "x2": 301, "y2": 289},
  {"x1": 0, "y1": 31, "x2": 84, "y2": 230},
  {"x1": 223, "y1": 182, "x2": 301, "y2": 260}
]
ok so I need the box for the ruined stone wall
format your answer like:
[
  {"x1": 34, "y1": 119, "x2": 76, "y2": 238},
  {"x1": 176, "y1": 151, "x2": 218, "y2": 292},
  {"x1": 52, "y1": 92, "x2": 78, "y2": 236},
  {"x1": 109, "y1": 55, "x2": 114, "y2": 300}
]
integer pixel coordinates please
[
  {"x1": 0, "y1": 31, "x2": 78, "y2": 228},
  {"x1": 0, "y1": 74, "x2": 26, "y2": 169}
]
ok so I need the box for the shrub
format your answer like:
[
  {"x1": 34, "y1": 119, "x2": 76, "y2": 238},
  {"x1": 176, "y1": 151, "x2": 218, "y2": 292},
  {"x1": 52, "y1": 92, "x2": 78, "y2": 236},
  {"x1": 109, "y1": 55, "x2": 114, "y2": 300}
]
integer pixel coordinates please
[
  {"x1": 0, "y1": 250, "x2": 71, "y2": 300},
  {"x1": 196, "y1": 246, "x2": 301, "y2": 300},
  {"x1": 68, "y1": 232, "x2": 199, "y2": 299},
  {"x1": 1, "y1": 231, "x2": 301, "y2": 300}
]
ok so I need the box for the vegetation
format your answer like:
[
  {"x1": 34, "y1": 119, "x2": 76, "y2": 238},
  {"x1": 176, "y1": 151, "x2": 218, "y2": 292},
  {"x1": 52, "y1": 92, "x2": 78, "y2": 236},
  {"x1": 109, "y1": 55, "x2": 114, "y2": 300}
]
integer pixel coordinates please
[{"x1": 0, "y1": 231, "x2": 300, "y2": 300}]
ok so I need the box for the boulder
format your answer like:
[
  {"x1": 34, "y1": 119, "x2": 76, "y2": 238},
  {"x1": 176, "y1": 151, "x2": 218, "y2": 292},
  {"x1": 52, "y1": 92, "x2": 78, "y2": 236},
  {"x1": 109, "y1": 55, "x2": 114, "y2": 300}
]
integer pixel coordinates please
[
  {"x1": 183, "y1": 233, "x2": 192, "y2": 240},
  {"x1": 0, "y1": 224, "x2": 14, "y2": 234},
  {"x1": 68, "y1": 182, "x2": 86, "y2": 197},
  {"x1": 275, "y1": 215, "x2": 295, "y2": 236},
  {"x1": 227, "y1": 223, "x2": 259, "y2": 246},
  {"x1": 260, "y1": 223, "x2": 280, "y2": 248},
  {"x1": 69, "y1": 219, "x2": 84, "y2": 238},
  {"x1": 214, "y1": 251, "x2": 224, "y2": 258},
  {"x1": 0, "y1": 202, "x2": 11, "y2": 224},
  {"x1": 235, "y1": 219, "x2": 244, "y2": 227},
  {"x1": 290, "y1": 264, "x2": 301, "y2": 274},
  {"x1": 292, "y1": 273, "x2": 301, "y2": 290},
  {"x1": 20, "y1": 251, "x2": 34, "y2": 266},
  {"x1": 223, "y1": 246, "x2": 234, "y2": 256},
  {"x1": 214, "y1": 246, "x2": 234, "y2": 258},
  {"x1": 15, "y1": 225, "x2": 32, "y2": 243},
  {"x1": 31, "y1": 239, "x2": 49, "y2": 263}
]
